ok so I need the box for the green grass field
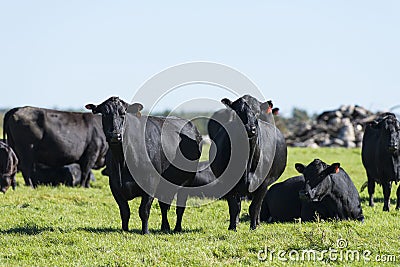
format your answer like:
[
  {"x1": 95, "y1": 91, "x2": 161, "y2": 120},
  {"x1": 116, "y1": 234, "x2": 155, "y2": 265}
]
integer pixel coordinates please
[{"x1": 0, "y1": 147, "x2": 400, "y2": 266}]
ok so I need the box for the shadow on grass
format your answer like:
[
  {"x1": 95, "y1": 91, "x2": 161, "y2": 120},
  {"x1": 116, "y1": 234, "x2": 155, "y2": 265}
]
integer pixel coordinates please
[
  {"x1": 78, "y1": 226, "x2": 203, "y2": 235},
  {"x1": 0, "y1": 225, "x2": 56, "y2": 235}
]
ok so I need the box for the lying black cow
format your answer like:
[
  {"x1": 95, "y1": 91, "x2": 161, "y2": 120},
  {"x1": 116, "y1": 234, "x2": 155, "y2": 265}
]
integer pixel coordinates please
[
  {"x1": 33, "y1": 163, "x2": 95, "y2": 186},
  {"x1": 0, "y1": 141, "x2": 18, "y2": 193},
  {"x1": 297, "y1": 159, "x2": 364, "y2": 222},
  {"x1": 260, "y1": 175, "x2": 305, "y2": 222},
  {"x1": 3, "y1": 106, "x2": 108, "y2": 188},
  {"x1": 362, "y1": 113, "x2": 400, "y2": 211},
  {"x1": 210, "y1": 96, "x2": 287, "y2": 230},
  {"x1": 208, "y1": 95, "x2": 277, "y2": 141},
  {"x1": 86, "y1": 97, "x2": 201, "y2": 234}
]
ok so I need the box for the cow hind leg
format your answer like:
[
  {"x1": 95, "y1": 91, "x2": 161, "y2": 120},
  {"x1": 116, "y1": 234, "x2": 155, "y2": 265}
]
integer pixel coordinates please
[
  {"x1": 367, "y1": 176, "x2": 375, "y2": 207},
  {"x1": 139, "y1": 195, "x2": 154, "y2": 234},
  {"x1": 382, "y1": 181, "x2": 392, "y2": 212},
  {"x1": 396, "y1": 185, "x2": 400, "y2": 210},
  {"x1": 249, "y1": 189, "x2": 267, "y2": 230},
  {"x1": 227, "y1": 195, "x2": 241, "y2": 231},
  {"x1": 159, "y1": 201, "x2": 171, "y2": 232},
  {"x1": 174, "y1": 191, "x2": 189, "y2": 232}
]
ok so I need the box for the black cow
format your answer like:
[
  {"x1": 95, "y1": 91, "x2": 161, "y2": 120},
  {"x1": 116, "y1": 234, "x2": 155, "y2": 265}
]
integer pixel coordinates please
[
  {"x1": 362, "y1": 113, "x2": 400, "y2": 211},
  {"x1": 86, "y1": 97, "x2": 201, "y2": 234},
  {"x1": 33, "y1": 163, "x2": 95, "y2": 186},
  {"x1": 3, "y1": 106, "x2": 108, "y2": 188},
  {"x1": 0, "y1": 141, "x2": 18, "y2": 193},
  {"x1": 207, "y1": 95, "x2": 276, "y2": 141},
  {"x1": 209, "y1": 96, "x2": 287, "y2": 230},
  {"x1": 260, "y1": 175, "x2": 305, "y2": 223},
  {"x1": 297, "y1": 159, "x2": 364, "y2": 222}
]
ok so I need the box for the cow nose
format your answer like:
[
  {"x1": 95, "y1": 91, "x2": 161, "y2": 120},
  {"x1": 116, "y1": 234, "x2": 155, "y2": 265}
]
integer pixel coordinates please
[
  {"x1": 109, "y1": 133, "x2": 122, "y2": 143},
  {"x1": 251, "y1": 126, "x2": 257, "y2": 134}
]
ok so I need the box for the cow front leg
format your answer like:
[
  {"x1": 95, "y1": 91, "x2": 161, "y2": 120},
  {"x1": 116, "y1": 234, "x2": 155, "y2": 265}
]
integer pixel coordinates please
[
  {"x1": 159, "y1": 201, "x2": 171, "y2": 232},
  {"x1": 227, "y1": 195, "x2": 241, "y2": 231},
  {"x1": 249, "y1": 189, "x2": 267, "y2": 230},
  {"x1": 139, "y1": 195, "x2": 154, "y2": 234},
  {"x1": 382, "y1": 181, "x2": 392, "y2": 211},
  {"x1": 396, "y1": 185, "x2": 400, "y2": 210},
  {"x1": 367, "y1": 176, "x2": 375, "y2": 207},
  {"x1": 116, "y1": 199, "x2": 130, "y2": 231}
]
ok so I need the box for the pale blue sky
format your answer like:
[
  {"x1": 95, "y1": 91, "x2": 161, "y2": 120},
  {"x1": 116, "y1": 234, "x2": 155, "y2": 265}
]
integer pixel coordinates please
[{"x1": 1, "y1": 1, "x2": 399, "y2": 116}]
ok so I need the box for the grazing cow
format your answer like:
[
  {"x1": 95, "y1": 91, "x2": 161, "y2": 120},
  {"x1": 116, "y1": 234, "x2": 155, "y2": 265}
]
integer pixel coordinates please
[
  {"x1": 33, "y1": 163, "x2": 95, "y2": 186},
  {"x1": 209, "y1": 96, "x2": 287, "y2": 230},
  {"x1": 297, "y1": 159, "x2": 364, "y2": 222},
  {"x1": 362, "y1": 113, "x2": 400, "y2": 211},
  {"x1": 260, "y1": 175, "x2": 305, "y2": 223},
  {"x1": 86, "y1": 97, "x2": 201, "y2": 234},
  {"x1": 3, "y1": 106, "x2": 108, "y2": 188},
  {"x1": 0, "y1": 141, "x2": 18, "y2": 193},
  {"x1": 207, "y1": 95, "x2": 276, "y2": 141}
]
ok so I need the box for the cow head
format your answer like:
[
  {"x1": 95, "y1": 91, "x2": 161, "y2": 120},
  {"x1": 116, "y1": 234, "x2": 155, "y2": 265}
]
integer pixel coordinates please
[
  {"x1": 85, "y1": 97, "x2": 143, "y2": 144},
  {"x1": 0, "y1": 174, "x2": 16, "y2": 193},
  {"x1": 381, "y1": 115, "x2": 400, "y2": 154},
  {"x1": 222, "y1": 97, "x2": 258, "y2": 138},
  {"x1": 296, "y1": 159, "x2": 340, "y2": 202}
]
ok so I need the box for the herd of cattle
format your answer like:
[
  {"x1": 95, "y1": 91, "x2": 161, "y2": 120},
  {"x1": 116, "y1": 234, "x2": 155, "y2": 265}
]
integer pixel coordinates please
[{"x1": 0, "y1": 95, "x2": 399, "y2": 234}]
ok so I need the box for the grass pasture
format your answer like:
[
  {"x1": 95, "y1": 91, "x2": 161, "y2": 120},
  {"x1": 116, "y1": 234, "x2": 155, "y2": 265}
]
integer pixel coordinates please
[{"x1": 0, "y1": 147, "x2": 400, "y2": 266}]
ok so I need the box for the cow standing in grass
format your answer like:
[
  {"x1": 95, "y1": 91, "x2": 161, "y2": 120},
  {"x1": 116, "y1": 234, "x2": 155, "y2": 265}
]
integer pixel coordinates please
[
  {"x1": 0, "y1": 141, "x2": 18, "y2": 193},
  {"x1": 86, "y1": 97, "x2": 201, "y2": 234},
  {"x1": 362, "y1": 113, "x2": 400, "y2": 211},
  {"x1": 209, "y1": 96, "x2": 287, "y2": 230}
]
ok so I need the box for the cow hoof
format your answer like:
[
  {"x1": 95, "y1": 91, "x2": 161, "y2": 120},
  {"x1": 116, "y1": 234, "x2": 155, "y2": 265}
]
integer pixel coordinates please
[
  {"x1": 161, "y1": 226, "x2": 171, "y2": 232},
  {"x1": 383, "y1": 207, "x2": 390, "y2": 212},
  {"x1": 228, "y1": 226, "x2": 237, "y2": 231},
  {"x1": 141, "y1": 230, "x2": 149, "y2": 235},
  {"x1": 173, "y1": 226, "x2": 182, "y2": 233},
  {"x1": 250, "y1": 225, "x2": 257, "y2": 230}
]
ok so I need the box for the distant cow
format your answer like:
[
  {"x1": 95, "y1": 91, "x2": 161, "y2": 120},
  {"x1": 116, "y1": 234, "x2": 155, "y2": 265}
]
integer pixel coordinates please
[
  {"x1": 210, "y1": 96, "x2": 287, "y2": 230},
  {"x1": 297, "y1": 159, "x2": 364, "y2": 222},
  {"x1": 0, "y1": 141, "x2": 18, "y2": 193},
  {"x1": 33, "y1": 163, "x2": 95, "y2": 186},
  {"x1": 3, "y1": 106, "x2": 108, "y2": 188},
  {"x1": 86, "y1": 97, "x2": 201, "y2": 234},
  {"x1": 207, "y1": 95, "x2": 277, "y2": 141},
  {"x1": 362, "y1": 113, "x2": 400, "y2": 211}
]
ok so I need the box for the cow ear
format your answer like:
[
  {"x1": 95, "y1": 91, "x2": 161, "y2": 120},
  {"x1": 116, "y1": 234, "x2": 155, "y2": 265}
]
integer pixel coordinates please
[
  {"x1": 127, "y1": 103, "x2": 144, "y2": 117},
  {"x1": 85, "y1": 104, "x2": 99, "y2": 114},
  {"x1": 260, "y1": 100, "x2": 273, "y2": 114},
  {"x1": 221, "y1": 98, "x2": 232, "y2": 108},
  {"x1": 295, "y1": 163, "x2": 305, "y2": 173},
  {"x1": 327, "y1": 163, "x2": 340, "y2": 174}
]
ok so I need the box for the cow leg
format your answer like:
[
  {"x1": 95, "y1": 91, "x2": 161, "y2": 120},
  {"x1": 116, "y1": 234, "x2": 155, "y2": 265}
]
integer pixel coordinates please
[
  {"x1": 115, "y1": 198, "x2": 130, "y2": 231},
  {"x1": 367, "y1": 176, "x2": 375, "y2": 207},
  {"x1": 382, "y1": 181, "x2": 392, "y2": 211},
  {"x1": 249, "y1": 189, "x2": 267, "y2": 230},
  {"x1": 396, "y1": 185, "x2": 400, "y2": 210},
  {"x1": 159, "y1": 201, "x2": 171, "y2": 232},
  {"x1": 139, "y1": 194, "x2": 154, "y2": 234},
  {"x1": 227, "y1": 195, "x2": 241, "y2": 231},
  {"x1": 174, "y1": 191, "x2": 189, "y2": 232}
]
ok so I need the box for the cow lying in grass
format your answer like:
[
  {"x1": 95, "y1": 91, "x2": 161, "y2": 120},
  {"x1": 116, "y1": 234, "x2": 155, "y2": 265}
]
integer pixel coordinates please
[{"x1": 261, "y1": 159, "x2": 364, "y2": 222}]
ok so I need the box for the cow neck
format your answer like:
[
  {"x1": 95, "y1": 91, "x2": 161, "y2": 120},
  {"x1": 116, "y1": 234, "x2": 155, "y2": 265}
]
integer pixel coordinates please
[
  {"x1": 109, "y1": 142, "x2": 125, "y2": 187},
  {"x1": 245, "y1": 133, "x2": 258, "y2": 185}
]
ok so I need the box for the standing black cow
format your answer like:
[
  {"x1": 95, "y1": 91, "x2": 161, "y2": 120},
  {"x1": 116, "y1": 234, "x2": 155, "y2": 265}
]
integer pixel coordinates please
[
  {"x1": 297, "y1": 159, "x2": 364, "y2": 222},
  {"x1": 362, "y1": 113, "x2": 400, "y2": 211},
  {"x1": 209, "y1": 96, "x2": 287, "y2": 230},
  {"x1": 207, "y1": 95, "x2": 276, "y2": 141},
  {"x1": 3, "y1": 106, "x2": 108, "y2": 188},
  {"x1": 0, "y1": 141, "x2": 18, "y2": 193},
  {"x1": 86, "y1": 97, "x2": 201, "y2": 234}
]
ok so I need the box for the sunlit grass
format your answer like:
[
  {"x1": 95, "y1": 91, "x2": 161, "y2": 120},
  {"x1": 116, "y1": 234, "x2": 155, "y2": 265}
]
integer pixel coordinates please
[{"x1": 0, "y1": 148, "x2": 399, "y2": 266}]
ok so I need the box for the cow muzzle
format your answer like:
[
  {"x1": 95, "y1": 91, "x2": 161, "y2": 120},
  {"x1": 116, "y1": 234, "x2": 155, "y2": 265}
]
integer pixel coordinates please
[
  {"x1": 108, "y1": 133, "x2": 122, "y2": 144},
  {"x1": 246, "y1": 125, "x2": 257, "y2": 137}
]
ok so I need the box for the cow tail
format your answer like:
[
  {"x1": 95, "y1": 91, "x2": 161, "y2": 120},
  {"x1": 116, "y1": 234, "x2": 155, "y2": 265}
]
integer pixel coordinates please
[{"x1": 3, "y1": 110, "x2": 8, "y2": 143}]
